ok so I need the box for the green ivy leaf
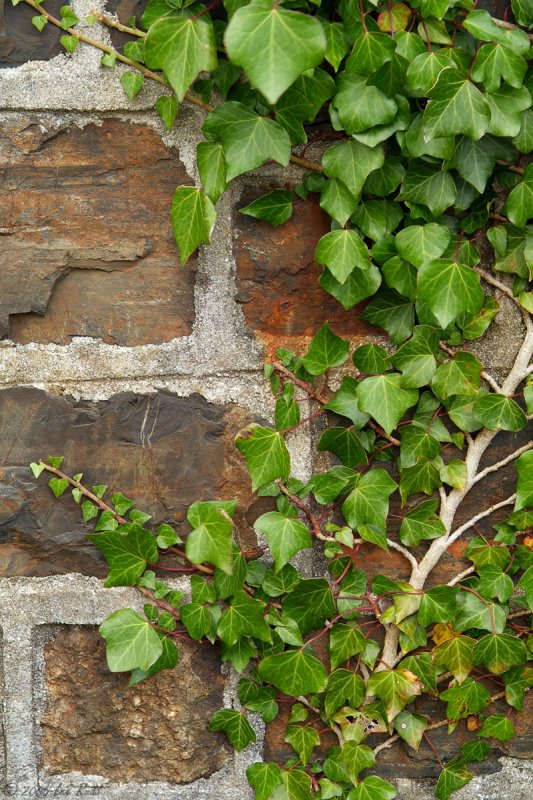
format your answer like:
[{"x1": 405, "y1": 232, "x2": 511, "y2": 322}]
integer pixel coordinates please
[
  {"x1": 120, "y1": 71, "x2": 144, "y2": 100},
  {"x1": 435, "y1": 765, "x2": 471, "y2": 800},
  {"x1": 440, "y1": 460, "x2": 467, "y2": 490},
  {"x1": 514, "y1": 450, "x2": 533, "y2": 510},
  {"x1": 235, "y1": 424, "x2": 290, "y2": 491},
  {"x1": 129, "y1": 636, "x2": 179, "y2": 685},
  {"x1": 432, "y1": 635, "x2": 475, "y2": 684},
  {"x1": 323, "y1": 139, "x2": 384, "y2": 200},
  {"x1": 394, "y1": 709, "x2": 428, "y2": 750},
  {"x1": 439, "y1": 677, "x2": 491, "y2": 720},
  {"x1": 99, "y1": 608, "x2": 163, "y2": 672},
  {"x1": 329, "y1": 623, "x2": 366, "y2": 669},
  {"x1": 196, "y1": 142, "x2": 227, "y2": 203},
  {"x1": 325, "y1": 669, "x2": 367, "y2": 717},
  {"x1": 361, "y1": 289, "x2": 414, "y2": 343},
  {"x1": 170, "y1": 186, "x2": 216, "y2": 265},
  {"x1": 240, "y1": 190, "x2": 294, "y2": 227},
  {"x1": 275, "y1": 69, "x2": 335, "y2": 145},
  {"x1": 505, "y1": 164, "x2": 533, "y2": 228},
  {"x1": 284, "y1": 578, "x2": 335, "y2": 633},
  {"x1": 88, "y1": 524, "x2": 158, "y2": 587},
  {"x1": 339, "y1": 742, "x2": 375, "y2": 784},
  {"x1": 472, "y1": 393, "x2": 527, "y2": 432},
  {"x1": 332, "y1": 72, "x2": 398, "y2": 134},
  {"x1": 432, "y1": 352, "x2": 483, "y2": 400},
  {"x1": 391, "y1": 326, "x2": 440, "y2": 389},
  {"x1": 366, "y1": 668, "x2": 422, "y2": 721},
  {"x1": 224, "y1": 0, "x2": 326, "y2": 105},
  {"x1": 321, "y1": 264, "x2": 383, "y2": 311},
  {"x1": 342, "y1": 469, "x2": 397, "y2": 529},
  {"x1": 218, "y1": 589, "x2": 270, "y2": 645},
  {"x1": 479, "y1": 714, "x2": 516, "y2": 742},
  {"x1": 353, "y1": 344, "x2": 390, "y2": 374},
  {"x1": 417, "y1": 261, "x2": 484, "y2": 329},
  {"x1": 455, "y1": 592, "x2": 507, "y2": 634},
  {"x1": 185, "y1": 501, "x2": 234, "y2": 574},
  {"x1": 424, "y1": 69, "x2": 490, "y2": 141},
  {"x1": 317, "y1": 428, "x2": 368, "y2": 468},
  {"x1": 155, "y1": 94, "x2": 179, "y2": 132},
  {"x1": 418, "y1": 586, "x2": 458, "y2": 627},
  {"x1": 258, "y1": 649, "x2": 328, "y2": 696},
  {"x1": 322, "y1": 20, "x2": 351, "y2": 71},
  {"x1": 302, "y1": 322, "x2": 350, "y2": 375},
  {"x1": 473, "y1": 633, "x2": 527, "y2": 675},
  {"x1": 254, "y1": 512, "x2": 311, "y2": 572},
  {"x1": 320, "y1": 178, "x2": 358, "y2": 226},
  {"x1": 32, "y1": 14, "x2": 47, "y2": 32},
  {"x1": 347, "y1": 776, "x2": 397, "y2": 800},
  {"x1": 395, "y1": 224, "x2": 451, "y2": 268},
  {"x1": 285, "y1": 725, "x2": 320, "y2": 765},
  {"x1": 487, "y1": 84, "x2": 532, "y2": 137},
  {"x1": 270, "y1": 769, "x2": 313, "y2": 800},
  {"x1": 399, "y1": 500, "x2": 446, "y2": 547},
  {"x1": 399, "y1": 161, "x2": 456, "y2": 217},
  {"x1": 357, "y1": 374, "x2": 418, "y2": 435},
  {"x1": 246, "y1": 763, "x2": 283, "y2": 800},
  {"x1": 203, "y1": 101, "x2": 291, "y2": 180},
  {"x1": 209, "y1": 709, "x2": 256, "y2": 751},
  {"x1": 144, "y1": 13, "x2": 217, "y2": 101},
  {"x1": 315, "y1": 230, "x2": 371, "y2": 284},
  {"x1": 48, "y1": 477, "x2": 69, "y2": 498}
]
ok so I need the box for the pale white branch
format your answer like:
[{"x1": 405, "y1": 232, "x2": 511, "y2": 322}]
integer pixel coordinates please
[
  {"x1": 447, "y1": 494, "x2": 516, "y2": 546},
  {"x1": 471, "y1": 441, "x2": 533, "y2": 487},
  {"x1": 448, "y1": 565, "x2": 476, "y2": 586}
]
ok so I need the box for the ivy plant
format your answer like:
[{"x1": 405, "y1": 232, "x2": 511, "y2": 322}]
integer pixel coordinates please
[{"x1": 18, "y1": 0, "x2": 533, "y2": 797}]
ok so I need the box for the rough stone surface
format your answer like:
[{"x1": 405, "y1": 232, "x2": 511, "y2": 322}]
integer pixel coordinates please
[
  {"x1": 0, "y1": 116, "x2": 196, "y2": 344},
  {"x1": 39, "y1": 625, "x2": 230, "y2": 783},
  {"x1": 0, "y1": 0, "x2": 63, "y2": 66},
  {"x1": 0, "y1": 388, "x2": 262, "y2": 576},
  {"x1": 234, "y1": 186, "x2": 374, "y2": 358}
]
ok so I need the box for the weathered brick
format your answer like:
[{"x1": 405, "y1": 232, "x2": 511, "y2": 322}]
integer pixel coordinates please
[
  {"x1": 0, "y1": 388, "x2": 261, "y2": 576},
  {"x1": 234, "y1": 187, "x2": 374, "y2": 359},
  {"x1": 40, "y1": 625, "x2": 229, "y2": 783},
  {"x1": 0, "y1": 117, "x2": 195, "y2": 345}
]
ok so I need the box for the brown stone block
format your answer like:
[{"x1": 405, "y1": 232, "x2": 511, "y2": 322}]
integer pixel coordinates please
[
  {"x1": 0, "y1": 118, "x2": 195, "y2": 345},
  {"x1": 234, "y1": 188, "x2": 374, "y2": 359},
  {"x1": 40, "y1": 626, "x2": 230, "y2": 783},
  {"x1": 0, "y1": 388, "x2": 261, "y2": 577},
  {"x1": 0, "y1": 0, "x2": 63, "y2": 65}
]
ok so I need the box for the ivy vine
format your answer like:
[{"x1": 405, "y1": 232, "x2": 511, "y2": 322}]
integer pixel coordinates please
[{"x1": 16, "y1": 0, "x2": 533, "y2": 798}]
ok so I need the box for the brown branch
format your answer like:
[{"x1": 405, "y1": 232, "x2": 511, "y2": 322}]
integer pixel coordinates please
[{"x1": 90, "y1": 9, "x2": 146, "y2": 38}]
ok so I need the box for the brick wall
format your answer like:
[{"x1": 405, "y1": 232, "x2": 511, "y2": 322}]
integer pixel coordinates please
[{"x1": 0, "y1": 2, "x2": 531, "y2": 798}]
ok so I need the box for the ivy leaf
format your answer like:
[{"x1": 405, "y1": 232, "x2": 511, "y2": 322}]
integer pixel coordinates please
[
  {"x1": 180, "y1": 603, "x2": 213, "y2": 640},
  {"x1": 271, "y1": 769, "x2": 313, "y2": 800},
  {"x1": 342, "y1": 469, "x2": 397, "y2": 529},
  {"x1": 99, "y1": 608, "x2": 163, "y2": 672},
  {"x1": 398, "y1": 161, "x2": 456, "y2": 217},
  {"x1": 353, "y1": 344, "x2": 390, "y2": 374},
  {"x1": 399, "y1": 422, "x2": 441, "y2": 470},
  {"x1": 395, "y1": 224, "x2": 451, "y2": 268},
  {"x1": 48, "y1": 477, "x2": 69, "y2": 498},
  {"x1": 511, "y1": 0, "x2": 533, "y2": 27},
  {"x1": 347, "y1": 776, "x2": 397, "y2": 800},
  {"x1": 317, "y1": 428, "x2": 368, "y2": 470},
  {"x1": 432, "y1": 352, "x2": 483, "y2": 399},
  {"x1": 487, "y1": 85, "x2": 532, "y2": 138},
  {"x1": 209, "y1": 709, "x2": 256, "y2": 751},
  {"x1": 258, "y1": 649, "x2": 328, "y2": 696},
  {"x1": 329, "y1": 624, "x2": 366, "y2": 669},
  {"x1": 504, "y1": 666, "x2": 529, "y2": 710},
  {"x1": 275, "y1": 68, "x2": 335, "y2": 145},
  {"x1": 440, "y1": 460, "x2": 467, "y2": 490},
  {"x1": 246, "y1": 763, "x2": 283, "y2": 800},
  {"x1": 391, "y1": 326, "x2": 440, "y2": 389},
  {"x1": 455, "y1": 592, "x2": 507, "y2": 634},
  {"x1": 357, "y1": 374, "x2": 418, "y2": 435},
  {"x1": 321, "y1": 264, "x2": 383, "y2": 311},
  {"x1": 346, "y1": 30, "x2": 395, "y2": 73},
  {"x1": 155, "y1": 94, "x2": 179, "y2": 132},
  {"x1": 240, "y1": 189, "x2": 293, "y2": 227},
  {"x1": 254, "y1": 512, "x2": 311, "y2": 572},
  {"x1": 339, "y1": 742, "x2": 375, "y2": 784},
  {"x1": 361, "y1": 289, "x2": 414, "y2": 343},
  {"x1": 400, "y1": 652, "x2": 440, "y2": 695},
  {"x1": 322, "y1": 20, "x2": 351, "y2": 70},
  {"x1": 471, "y1": 43, "x2": 527, "y2": 93},
  {"x1": 394, "y1": 710, "x2": 428, "y2": 750},
  {"x1": 315, "y1": 230, "x2": 371, "y2": 284},
  {"x1": 505, "y1": 164, "x2": 533, "y2": 229},
  {"x1": 332, "y1": 72, "x2": 398, "y2": 134},
  {"x1": 88, "y1": 524, "x2": 158, "y2": 587},
  {"x1": 285, "y1": 726, "x2": 320, "y2": 765},
  {"x1": 400, "y1": 500, "x2": 446, "y2": 547},
  {"x1": 477, "y1": 566, "x2": 514, "y2": 604},
  {"x1": 323, "y1": 139, "x2": 384, "y2": 200},
  {"x1": 120, "y1": 72, "x2": 144, "y2": 100},
  {"x1": 170, "y1": 186, "x2": 216, "y2": 265},
  {"x1": 418, "y1": 586, "x2": 458, "y2": 627},
  {"x1": 144, "y1": 13, "x2": 217, "y2": 101},
  {"x1": 473, "y1": 633, "x2": 527, "y2": 675},
  {"x1": 424, "y1": 69, "x2": 490, "y2": 141},
  {"x1": 479, "y1": 714, "x2": 516, "y2": 742},
  {"x1": 203, "y1": 101, "x2": 291, "y2": 181},
  {"x1": 515, "y1": 450, "x2": 533, "y2": 511},
  {"x1": 432, "y1": 635, "x2": 475, "y2": 684},
  {"x1": 224, "y1": 0, "x2": 326, "y2": 105},
  {"x1": 302, "y1": 322, "x2": 350, "y2": 375},
  {"x1": 417, "y1": 260, "x2": 484, "y2": 329},
  {"x1": 129, "y1": 635, "x2": 179, "y2": 685},
  {"x1": 185, "y1": 501, "x2": 233, "y2": 574},
  {"x1": 283, "y1": 578, "x2": 335, "y2": 633},
  {"x1": 352, "y1": 200, "x2": 403, "y2": 243},
  {"x1": 399, "y1": 458, "x2": 442, "y2": 503},
  {"x1": 472, "y1": 394, "x2": 527, "y2": 432},
  {"x1": 218, "y1": 589, "x2": 270, "y2": 646},
  {"x1": 235, "y1": 424, "x2": 290, "y2": 490},
  {"x1": 439, "y1": 677, "x2": 491, "y2": 720},
  {"x1": 320, "y1": 178, "x2": 358, "y2": 226},
  {"x1": 463, "y1": 9, "x2": 530, "y2": 52},
  {"x1": 465, "y1": 537, "x2": 511, "y2": 570},
  {"x1": 435, "y1": 765, "x2": 471, "y2": 800},
  {"x1": 366, "y1": 669, "x2": 422, "y2": 721},
  {"x1": 407, "y1": 50, "x2": 453, "y2": 95},
  {"x1": 325, "y1": 670, "x2": 367, "y2": 718},
  {"x1": 309, "y1": 466, "x2": 356, "y2": 505},
  {"x1": 197, "y1": 142, "x2": 227, "y2": 204}
]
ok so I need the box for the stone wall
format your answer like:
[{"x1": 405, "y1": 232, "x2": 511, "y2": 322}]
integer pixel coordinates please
[{"x1": 0, "y1": 1, "x2": 531, "y2": 798}]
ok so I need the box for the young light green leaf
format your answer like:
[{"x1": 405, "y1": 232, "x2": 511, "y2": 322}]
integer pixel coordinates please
[
  {"x1": 48, "y1": 477, "x2": 69, "y2": 498},
  {"x1": 396, "y1": 224, "x2": 451, "y2": 268},
  {"x1": 347, "y1": 776, "x2": 397, "y2": 800},
  {"x1": 246, "y1": 762, "x2": 283, "y2": 800},
  {"x1": 60, "y1": 35, "x2": 78, "y2": 53},
  {"x1": 240, "y1": 190, "x2": 294, "y2": 227},
  {"x1": 254, "y1": 512, "x2": 311, "y2": 572},
  {"x1": 432, "y1": 635, "x2": 475, "y2": 684},
  {"x1": 120, "y1": 72, "x2": 144, "y2": 100},
  {"x1": 180, "y1": 603, "x2": 213, "y2": 641},
  {"x1": 197, "y1": 142, "x2": 227, "y2": 204},
  {"x1": 435, "y1": 765, "x2": 471, "y2": 800},
  {"x1": 417, "y1": 260, "x2": 484, "y2": 329},
  {"x1": 209, "y1": 709, "x2": 256, "y2": 751},
  {"x1": 185, "y1": 501, "x2": 234, "y2": 574},
  {"x1": 235, "y1": 424, "x2": 290, "y2": 491},
  {"x1": 99, "y1": 608, "x2": 163, "y2": 672},
  {"x1": 155, "y1": 95, "x2": 179, "y2": 132},
  {"x1": 472, "y1": 394, "x2": 527, "y2": 432},
  {"x1": 285, "y1": 725, "x2": 320, "y2": 765},
  {"x1": 366, "y1": 669, "x2": 422, "y2": 721},
  {"x1": 329, "y1": 624, "x2": 366, "y2": 670},
  {"x1": 224, "y1": 0, "x2": 326, "y2": 105},
  {"x1": 515, "y1": 450, "x2": 533, "y2": 510},
  {"x1": 170, "y1": 186, "x2": 216, "y2": 265},
  {"x1": 88, "y1": 524, "x2": 158, "y2": 587},
  {"x1": 144, "y1": 13, "x2": 217, "y2": 101},
  {"x1": 302, "y1": 322, "x2": 350, "y2": 375},
  {"x1": 32, "y1": 14, "x2": 47, "y2": 31},
  {"x1": 203, "y1": 101, "x2": 291, "y2": 180},
  {"x1": 342, "y1": 469, "x2": 397, "y2": 529},
  {"x1": 440, "y1": 460, "x2": 467, "y2": 490},
  {"x1": 315, "y1": 229, "x2": 371, "y2": 284}
]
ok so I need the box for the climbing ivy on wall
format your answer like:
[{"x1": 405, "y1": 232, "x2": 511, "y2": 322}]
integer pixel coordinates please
[{"x1": 18, "y1": 0, "x2": 533, "y2": 798}]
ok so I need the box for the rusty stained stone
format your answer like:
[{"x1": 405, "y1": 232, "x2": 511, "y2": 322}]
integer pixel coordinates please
[
  {"x1": 40, "y1": 626, "x2": 230, "y2": 783},
  {"x1": 0, "y1": 388, "x2": 261, "y2": 577},
  {"x1": 234, "y1": 187, "x2": 374, "y2": 360},
  {"x1": 0, "y1": 117, "x2": 195, "y2": 345}
]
